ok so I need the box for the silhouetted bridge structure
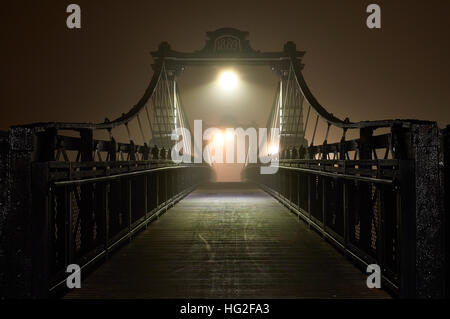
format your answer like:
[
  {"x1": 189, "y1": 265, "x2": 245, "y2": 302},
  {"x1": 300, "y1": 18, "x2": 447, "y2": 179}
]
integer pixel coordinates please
[{"x1": 0, "y1": 28, "x2": 448, "y2": 299}]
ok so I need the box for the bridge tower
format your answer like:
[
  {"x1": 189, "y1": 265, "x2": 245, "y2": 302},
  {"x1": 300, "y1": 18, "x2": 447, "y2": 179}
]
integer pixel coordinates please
[
  {"x1": 148, "y1": 62, "x2": 190, "y2": 151},
  {"x1": 269, "y1": 56, "x2": 308, "y2": 153}
]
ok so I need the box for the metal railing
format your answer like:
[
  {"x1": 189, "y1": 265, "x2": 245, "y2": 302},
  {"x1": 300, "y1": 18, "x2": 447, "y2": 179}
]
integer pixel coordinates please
[
  {"x1": 244, "y1": 159, "x2": 399, "y2": 293},
  {"x1": 0, "y1": 126, "x2": 213, "y2": 298},
  {"x1": 243, "y1": 122, "x2": 447, "y2": 298},
  {"x1": 32, "y1": 159, "x2": 212, "y2": 297}
]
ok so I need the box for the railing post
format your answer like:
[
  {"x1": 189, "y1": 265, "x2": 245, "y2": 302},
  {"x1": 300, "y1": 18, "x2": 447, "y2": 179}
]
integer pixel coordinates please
[
  {"x1": 144, "y1": 174, "x2": 148, "y2": 220},
  {"x1": 342, "y1": 161, "x2": 349, "y2": 248},
  {"x1": 128, "y1": 178, "x2": 132, "y2": 234},
  {"x1": 64, "y1": 185, "x2": 74, "y2": 266},
  {"x1": 392, "y1": 122, "x2": 445, "y2": 298},
  {"x1": 341, "y1": 130, "x2": 349, "y2": 248},
  {"x1": 3, "y1": 127, "x2": 42, "y2": 298},
  {"x1": 444, "y1": 125, "x2": 450, "y2": 298},
  {"x1": 0, "y1": 132, "x2": 9, "y2": 297},
  {"x1": 165, "y1": 171, "x2": 168, "y2": 206},
  {"x1": 307, "y1": 174, "x2": 311, "y2": 220},
  {"x1": 109, "y1": 137, "x2": 117, "y2": 162},
  {"x1": 79, "y1": 129, "x2": 95, "y2": 253},
  {"x1": 392, "y1": 123, "x2": 415, "y2": 297},
  {"x1": 34, "y1": 128, "x2": 57, "y2": 162},
  {"x1": 322, "y1": 174, "x2": 326, "y2": 230},
  {"x1": 105, "y1": 183, "x2": 110, "y2": 251},
  {"x1": 94, "y1": 182, "x2": 107, "y2": 252},
  {"x1": 31, "y1": 162, "x2": 50, "y2": 298},
  {"x1": 342, "y1": 180, "x2": 348, "y2": 248},
  {"x1": 156, "y1": 173, "x2": 159, "y2": 207},
  {"x1": 32, "y1": 128, "x2": 57, "y2": 298},
  {"x1": 358, "y1": 127, "x2": 374, "y2": 253}
]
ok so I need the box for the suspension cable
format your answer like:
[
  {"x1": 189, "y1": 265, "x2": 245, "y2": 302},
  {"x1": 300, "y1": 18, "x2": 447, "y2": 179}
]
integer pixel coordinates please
[
  {"x1": 310, "y1": 114, "x2": 319, "y2": 147},
  {"x1": 137, "y1": 114, "x2": 146, "y2": 145}
]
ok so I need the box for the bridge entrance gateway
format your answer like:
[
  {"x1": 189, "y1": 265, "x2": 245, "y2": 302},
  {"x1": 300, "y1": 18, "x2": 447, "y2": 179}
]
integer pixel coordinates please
[{"x1": 0, "y1": 28, "x2": 447, "y2": 299}]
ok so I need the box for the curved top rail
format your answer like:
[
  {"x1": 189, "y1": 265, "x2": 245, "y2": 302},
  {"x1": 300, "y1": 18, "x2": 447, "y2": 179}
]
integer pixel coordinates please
[
  {"x1": 96, "y1": 60, "x2": 164, "y2": 129},
  {"x1": 290, "y1": 57, "x2": 348, "y2": 128},
  {"x1": 290, "y1": 57, "x2": 433, "y2": 129},
  {"x1": 15, "y1": 60, "x2": 164, "y2": 131}
]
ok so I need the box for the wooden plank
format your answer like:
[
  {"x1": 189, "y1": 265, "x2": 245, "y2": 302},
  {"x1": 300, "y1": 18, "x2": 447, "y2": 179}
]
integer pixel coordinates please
[{"x1": 65, "y1": 182, "x2": 390, "y2": 299}]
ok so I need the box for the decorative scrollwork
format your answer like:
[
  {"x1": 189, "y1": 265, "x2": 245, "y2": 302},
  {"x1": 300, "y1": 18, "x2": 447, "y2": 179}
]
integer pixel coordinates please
[
  {"x1": 214, "y1": 36, "x2": 241, "y2": 52},
  {"x1": 196, "y1": 28, "x2": 256, "y2": 54}
]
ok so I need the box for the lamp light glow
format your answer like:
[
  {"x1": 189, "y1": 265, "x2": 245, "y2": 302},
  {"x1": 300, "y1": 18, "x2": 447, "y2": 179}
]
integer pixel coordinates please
[
  {"x1": 213, "y1": 132, "x2": 224, "y2": 146},
  {"x1": 268, "y1": 144, "x2": 279, "y2": 155},
  {"x1": 218, "y1": 70, "x2": 238, "y2": 90}
]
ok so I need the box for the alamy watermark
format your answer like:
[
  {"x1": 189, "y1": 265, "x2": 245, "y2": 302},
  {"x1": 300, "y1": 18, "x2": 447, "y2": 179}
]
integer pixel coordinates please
[
  {"x1": 366, "y1": 4, "x2": 381, "y2": 29},
  {"x1": 66, "y1": 4, "x2": 81, "y2": 29},
  {"x1": 66, "y1": 264, "x2": 81, "y2": 289},
  {"x1": 170, "y1": 120, "x2": 281, "y2": 174},
  {"x1": 65, "y1": 4, "x2": 381, "y2": 31},
  {"x1": 366, "y1": 264, "x2": 381, "y2": 289}
]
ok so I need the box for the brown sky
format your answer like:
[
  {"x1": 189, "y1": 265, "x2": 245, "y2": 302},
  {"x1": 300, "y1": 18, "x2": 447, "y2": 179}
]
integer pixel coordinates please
[{"x1": 1, "y1": 0, "x2": 450, "y2": 180}]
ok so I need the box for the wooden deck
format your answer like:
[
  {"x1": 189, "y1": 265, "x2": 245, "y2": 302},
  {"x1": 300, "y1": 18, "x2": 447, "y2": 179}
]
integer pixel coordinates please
[{"x1": 65, "y1": 182, "x2": 390, "y2": 299}]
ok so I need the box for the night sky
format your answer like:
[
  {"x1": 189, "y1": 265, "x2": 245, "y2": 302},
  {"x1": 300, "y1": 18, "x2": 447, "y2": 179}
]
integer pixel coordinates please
[{"x1": 1, "y1": 1, "x2": 450, "y2": 179}]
